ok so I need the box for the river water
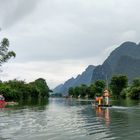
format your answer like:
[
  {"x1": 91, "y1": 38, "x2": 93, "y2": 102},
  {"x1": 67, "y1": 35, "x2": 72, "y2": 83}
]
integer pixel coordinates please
[{"x1": 0, "y1": 98, "x2": 140, "y2": 140}]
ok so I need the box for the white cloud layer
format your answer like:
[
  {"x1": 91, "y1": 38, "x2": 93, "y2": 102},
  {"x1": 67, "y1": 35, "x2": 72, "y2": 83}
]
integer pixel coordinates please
[{"x1": 0, "y1": 0, "x2": 140, "y2": 88}]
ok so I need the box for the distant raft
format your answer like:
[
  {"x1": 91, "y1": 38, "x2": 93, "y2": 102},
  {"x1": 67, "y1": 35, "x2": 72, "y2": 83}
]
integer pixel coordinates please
[
  {"x1": 6, "y1": 102, "x2": 19, "y2": 106},
  {"x1": 97, "y1": 104, "x2": 112, "y2": 107}
]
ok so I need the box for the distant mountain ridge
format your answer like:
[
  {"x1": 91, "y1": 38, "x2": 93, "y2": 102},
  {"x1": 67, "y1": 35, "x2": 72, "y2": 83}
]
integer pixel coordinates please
[
  {"x1": 53, "y1": 41, "x2": 140, "y2": 95},
  {"x1": 91, "y1": 41, "x2": 140, "y2": 82},
  {"x1": 53, "y1": 65, "x2": 95, "y2": 95},
  {"x1": 53, "y1": 84, "x2": 63, "y2": 94}
]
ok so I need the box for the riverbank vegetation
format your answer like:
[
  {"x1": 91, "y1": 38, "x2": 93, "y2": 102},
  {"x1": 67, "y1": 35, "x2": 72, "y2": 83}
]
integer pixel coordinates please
[
  {"x1": 121, "y1": 78, "x2": 140, "y2": 99},
  {"x1": 68, "y1": 80, "x2": 106, "y2": 98},
  {"x1": 0, "y1": 78, "x2": 50, "y2": 101},
  {"x1": 68, "y1": 75, "x2": 140, "y2": 100}
]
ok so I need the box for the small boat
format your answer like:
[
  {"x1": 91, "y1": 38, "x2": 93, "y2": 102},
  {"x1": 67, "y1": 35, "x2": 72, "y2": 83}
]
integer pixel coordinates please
[
  {"x1": 0, "y1": 100, "x2": 18, "y2": 108},
  {"x1": 0, "y1": 95, "x2": 18, "y2": 108},
  {"x1": 0, "y1": 100, "x2": 6, "y2": 108}
]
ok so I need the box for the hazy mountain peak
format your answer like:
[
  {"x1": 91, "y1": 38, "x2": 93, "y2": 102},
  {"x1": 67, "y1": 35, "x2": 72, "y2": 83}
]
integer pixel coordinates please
[
  {"x1": 86, "y1": 65, "x2": 96, "y2": 71},
  {"x1": 92, "y1": 41, "x2": 140, "y2": 82},
  {"x1": 120, "y1": 41, "x2": 137, "y2": 47}
]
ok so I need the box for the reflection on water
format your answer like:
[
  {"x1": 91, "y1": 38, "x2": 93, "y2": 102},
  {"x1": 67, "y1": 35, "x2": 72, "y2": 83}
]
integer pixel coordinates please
[
  {"x1": 0, "y1": 98, "x2": 140, "y2": 140},
  {"x1": 95, "y1": 107, "x2": 110, "y2": 128}
]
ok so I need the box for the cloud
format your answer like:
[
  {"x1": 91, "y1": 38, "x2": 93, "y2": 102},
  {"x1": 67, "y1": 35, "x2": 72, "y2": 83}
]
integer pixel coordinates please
[
  {"x1": 3, "y1": 0, "x2": 140, "y2": 61},
  {"x1": 1, "y1": 0, "x2": 140, "y2": 87},
  {"x1": 0, "y1": 0, "x2": 41, "y2": 29}
]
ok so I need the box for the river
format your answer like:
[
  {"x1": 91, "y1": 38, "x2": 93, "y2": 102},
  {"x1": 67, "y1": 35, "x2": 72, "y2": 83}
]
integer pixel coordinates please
[{"x1": 0, "y1": 98, "x2": 140, "y2": 140}]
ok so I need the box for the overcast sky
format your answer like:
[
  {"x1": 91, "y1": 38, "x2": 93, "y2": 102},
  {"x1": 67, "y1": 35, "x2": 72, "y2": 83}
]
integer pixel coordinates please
[{"x1": 0, "y1": 0, "x2": 140, "y2": 88}]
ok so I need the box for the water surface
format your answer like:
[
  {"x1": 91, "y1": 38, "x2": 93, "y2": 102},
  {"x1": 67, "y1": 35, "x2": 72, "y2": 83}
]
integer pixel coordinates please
[{"x1": 0, "y1": 98, "x2": 140, "y2": 140}]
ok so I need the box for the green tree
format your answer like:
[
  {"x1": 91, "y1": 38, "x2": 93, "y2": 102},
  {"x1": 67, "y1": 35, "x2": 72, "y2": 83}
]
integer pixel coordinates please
[
  {"x1": 68, "y1": 87, "x2": 74, "y2": 96},
  {"x1": 110, "y1": 75, "x2": 128, "y2": 98},
  {"x1": 120, "y1": 87, "x2": 130, "y2": 98},
  {"x1": 0, "y1": 38, "x2": 16, "y2": 66},
  {"x1": 80, "y1": 84, "x2": 88, "y2": 97},
  {"x1": 0, "y1": 78, "x2": 50, "y2": 101},
  {"x1": 132, "y1": 78, "x2": 140, "y2": 87},
  {"x1": 74, "y1": 86, "x2": 81, "y2": 97},
  {"x1": 93, "y1": 80, "x2": 106, "y2": 96},
  {"x1": 128, "y1": 87, "x2": 140, "y2": 99},
  {"x1": 89, "y1": 83, "x2": 95, "y2": 98},
  {"x1": 0, "y1": 79, "x2": 30, "y2": 101},
  {"x1": 125, "y1": 78, "x2": 140, "y2": 100},
  {"x1": 33, "y1": 78, "x2": 50, "y2": 98}
]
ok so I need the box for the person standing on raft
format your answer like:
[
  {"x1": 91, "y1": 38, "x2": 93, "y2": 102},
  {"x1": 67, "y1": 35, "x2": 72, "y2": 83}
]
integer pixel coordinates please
[
  {"x1": 103, "y1": 90, "x2": 110, "y2": 105},
  {"x1": 95, "y1": 96, "x2": 103, "y2": 105}
]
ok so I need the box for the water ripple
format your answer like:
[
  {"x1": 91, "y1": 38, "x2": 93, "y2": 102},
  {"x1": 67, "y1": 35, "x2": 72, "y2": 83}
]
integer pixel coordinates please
[{"x1": 0, "y1": 99, "x2": 140, "y2": 140}]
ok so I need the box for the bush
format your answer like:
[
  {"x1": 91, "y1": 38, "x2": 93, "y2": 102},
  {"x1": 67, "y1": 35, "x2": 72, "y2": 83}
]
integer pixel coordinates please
[{"x1": 127, "y1": 87, "x2": 140, "y2": 99}]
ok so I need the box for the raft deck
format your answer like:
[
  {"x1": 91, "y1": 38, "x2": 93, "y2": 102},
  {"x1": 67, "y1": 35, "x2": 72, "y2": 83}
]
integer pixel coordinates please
[{"x1": 96, "y1": 104, "x2": 112, "y2": 107}]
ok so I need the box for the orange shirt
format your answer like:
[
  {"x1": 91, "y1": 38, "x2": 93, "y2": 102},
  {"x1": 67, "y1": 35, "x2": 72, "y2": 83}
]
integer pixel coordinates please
[{"x1": 96, "y1": 97, "x2": 103, "y2": 101}]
